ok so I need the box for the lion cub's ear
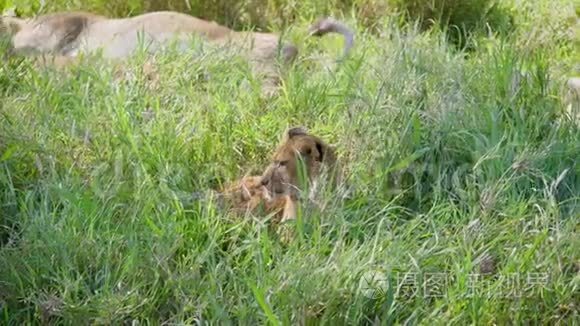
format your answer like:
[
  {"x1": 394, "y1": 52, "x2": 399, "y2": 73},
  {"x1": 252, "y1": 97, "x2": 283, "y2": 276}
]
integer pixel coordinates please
[
  {"x1": 306, "y1": 136, "x2": 334, "y2": 164},
  {"x1": 313, "y1": 136, "x2": 338, "y2": 164},
  {"x1": 286, "y1": 126, "x2": 308, "y2": 139},
  {"x1": 0, "y1": 16, "x2": 25, "y2": 36}
]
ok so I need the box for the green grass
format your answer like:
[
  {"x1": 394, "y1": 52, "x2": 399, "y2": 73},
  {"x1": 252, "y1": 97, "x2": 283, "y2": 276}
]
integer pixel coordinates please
[{"x1": 0, "y1": 5, "x2": 579, "y2": 325}]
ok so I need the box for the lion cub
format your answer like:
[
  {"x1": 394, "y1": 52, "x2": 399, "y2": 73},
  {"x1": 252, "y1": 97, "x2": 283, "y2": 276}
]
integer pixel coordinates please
[{"x1": 220, "y1": 127, "x2": 338, "y2": 222}]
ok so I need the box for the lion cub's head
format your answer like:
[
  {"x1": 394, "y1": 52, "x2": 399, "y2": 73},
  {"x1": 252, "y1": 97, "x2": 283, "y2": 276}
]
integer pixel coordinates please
[{"x1": 260, "y1": 127, "x2": 336, "y2": 198}]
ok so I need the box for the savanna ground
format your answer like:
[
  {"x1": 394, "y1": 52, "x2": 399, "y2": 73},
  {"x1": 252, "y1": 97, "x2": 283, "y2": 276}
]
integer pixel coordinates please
[{"x1": 1, "y1": 0, "x2": 579, "y2": 324}]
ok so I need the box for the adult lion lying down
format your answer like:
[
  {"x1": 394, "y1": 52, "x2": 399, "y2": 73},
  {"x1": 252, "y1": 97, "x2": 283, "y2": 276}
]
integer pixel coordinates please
[
  {"x1": 219, "y1": 127, "x2": 339, "y2": 223},
  {"x1": 1, "y1": 11, "x2": 354, "y2": 88}
]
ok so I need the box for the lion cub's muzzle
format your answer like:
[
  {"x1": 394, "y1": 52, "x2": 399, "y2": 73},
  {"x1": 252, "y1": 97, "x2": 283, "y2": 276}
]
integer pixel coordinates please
[{"x1": 260, "y1": 164, "x2": 290, "y2": 196}]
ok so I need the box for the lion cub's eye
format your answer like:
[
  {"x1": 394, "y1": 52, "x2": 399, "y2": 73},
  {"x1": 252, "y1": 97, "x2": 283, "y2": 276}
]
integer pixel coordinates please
[{"x1": 278, "y1": 160, "x2": 289, "y2": 167}]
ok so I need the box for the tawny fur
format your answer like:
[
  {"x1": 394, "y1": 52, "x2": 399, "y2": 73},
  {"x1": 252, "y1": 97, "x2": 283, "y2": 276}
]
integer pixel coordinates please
[
  {"x1": 1, "y1": 11, "x2": 354, "y2": 93},
  {"x1": 218, "y1": 175, "x2": 294, "y2": 223}
]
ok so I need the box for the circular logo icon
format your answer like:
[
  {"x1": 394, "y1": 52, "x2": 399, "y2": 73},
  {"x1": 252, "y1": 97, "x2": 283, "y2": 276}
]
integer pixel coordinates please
[{"x1": 359, "y1": 269, "x2": 388, "y2": 299}]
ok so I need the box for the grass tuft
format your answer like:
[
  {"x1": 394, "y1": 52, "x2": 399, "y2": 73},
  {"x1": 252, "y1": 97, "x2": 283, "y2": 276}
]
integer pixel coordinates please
[{"x1": 0, "y1": 4, "x2": 578, "y2": 324}]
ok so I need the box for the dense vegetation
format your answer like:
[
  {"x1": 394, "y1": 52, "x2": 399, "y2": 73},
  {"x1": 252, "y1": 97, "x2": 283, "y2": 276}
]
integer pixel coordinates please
[{"x1": 1, "y1": 0, "x2": 578, "y2": 324}]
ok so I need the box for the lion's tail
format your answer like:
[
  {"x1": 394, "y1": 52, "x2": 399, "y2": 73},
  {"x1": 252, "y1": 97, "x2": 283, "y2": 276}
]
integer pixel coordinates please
[{"x1": 308, "y1": 17, "x2": 354, "y2": 61}]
